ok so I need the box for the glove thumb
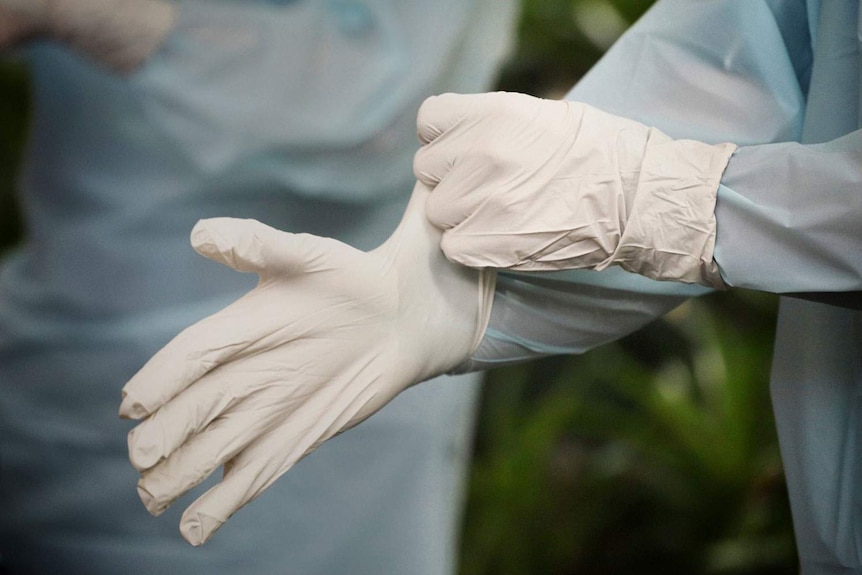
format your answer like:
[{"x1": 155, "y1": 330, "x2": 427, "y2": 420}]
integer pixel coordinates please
[
  {"x1": 416, "y1": 92, "x2": 480, "y2": 145},
  {"x1": 191, "y1": 218, "x2": 310, "y2": 276}
]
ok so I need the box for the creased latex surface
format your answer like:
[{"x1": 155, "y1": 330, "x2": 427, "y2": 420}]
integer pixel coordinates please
[
  {"x1": 414, "y1": 91, "x2": 735, "y2": 287},
  {"x1": 120, "y1": 182, "x2": 494, "y2": 545}
]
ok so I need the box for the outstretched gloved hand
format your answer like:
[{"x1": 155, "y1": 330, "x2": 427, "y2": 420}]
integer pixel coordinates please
[
  {"x1": 414, "y1": 92, "x2": 737, "y2": 287},
  {"x1": 120, "y1": 182, "x2": 495, "y2": 546},
  {"x1": 0, "y1": 0, "x2": 174, "y2": 72}
]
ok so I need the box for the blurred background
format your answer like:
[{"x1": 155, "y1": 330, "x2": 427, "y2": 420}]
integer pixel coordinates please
[{"x1": 0, "y1": 0, "x2": 794, "y2": 573}]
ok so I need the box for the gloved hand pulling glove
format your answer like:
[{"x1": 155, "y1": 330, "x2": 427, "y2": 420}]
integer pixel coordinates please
[
  {"x1": 0, "y1": 0, "x2": 174, "y2": 72},
  {"x1": 119, "y1": 182, "x2": 495, "y2": 546},
  {"x1": 414, "y1": 92, "x2": 737, "y2": 287}
]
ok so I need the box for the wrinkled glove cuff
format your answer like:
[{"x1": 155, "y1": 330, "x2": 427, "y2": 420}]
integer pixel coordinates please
[
  {"x1": 606, "y1": 132, "x2": 737, "y2": 288},
  {"x1": 448, "y1": 267, "x2": 497, "y2": 375}
]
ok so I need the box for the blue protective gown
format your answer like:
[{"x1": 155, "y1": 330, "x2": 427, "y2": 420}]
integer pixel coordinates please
[
  {"x1": 470, "y1": 1, "x2": 862, "y2": 572},
  {"x1": 0, "y1": 1, "x2": 516, "y2": 573}
]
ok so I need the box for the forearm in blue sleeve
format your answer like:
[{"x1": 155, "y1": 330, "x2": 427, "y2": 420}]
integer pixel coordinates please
[
  {"x1": 462, "y1": 268, "x2": 707, "y2": 371},
  {"x1": 715, "y1": 130, "x2": 862, "y2": 293}
]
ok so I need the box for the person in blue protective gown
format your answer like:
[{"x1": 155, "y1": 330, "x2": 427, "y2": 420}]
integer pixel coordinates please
[
  {"x1": 0, "y1": 1, "x2": 517, "y2": 573},
  {"x1": 121, "y1": 1, "x2": 862, "y2": 574},
  {"x1": 432, "y1": 1, "x2": 862, "y2": 572}
]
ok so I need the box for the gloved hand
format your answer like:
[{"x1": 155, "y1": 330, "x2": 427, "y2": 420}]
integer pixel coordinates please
[
  {"x1": 0, "y1": 0, "x2": 175, "y2": 72},
  {"x1": 0, "y1": 0, "x2": 49, "y2": 47},
  {"x1": 414, "y1": 92, "x2": 737, "y2": 287},
  {"x1": 119, "y1": 182, "x2": 495, "y2": 546}
]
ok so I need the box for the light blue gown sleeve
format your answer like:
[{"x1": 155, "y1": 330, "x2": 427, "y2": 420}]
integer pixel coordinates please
[
  {"x1": 468, "y1": 0, "x2": 813, "y2": 369},
  {"x1": 715, "y1": 131, "x2": 862, "y2": 293}
]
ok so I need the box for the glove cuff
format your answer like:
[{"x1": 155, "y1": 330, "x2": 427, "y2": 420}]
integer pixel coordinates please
[
  {"x1": 48, "y1": 0, "x2": 176, "y2": 73},
  {"x1": 607, "y1": 131, "x2": 736, "y2": 288},
  {"x1": 449, "y1": 267, "x2": 496, "y2": 374}
]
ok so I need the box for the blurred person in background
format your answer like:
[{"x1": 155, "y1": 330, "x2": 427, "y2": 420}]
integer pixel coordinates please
[
  {"x1": 0, "y1": 0, "x2": 518, "y2": 573},
  {"x1": 123, "y1": 1, "x2": 862, "y2": 574}
]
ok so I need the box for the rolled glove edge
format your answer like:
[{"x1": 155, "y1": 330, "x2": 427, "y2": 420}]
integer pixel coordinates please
[{"x1": 609, "y1": 137, "x2": 737, "y2": 288}]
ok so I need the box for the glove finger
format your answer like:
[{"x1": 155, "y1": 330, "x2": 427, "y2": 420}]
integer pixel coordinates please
[
  {"x1": 422, "y1": 166, "x2": 482, "y2": 230},
  {"x1": 127, "y1": 363, "x2": 242, "y2": 472},
  {"x1": 136, "y1": 403, "x2": 282, "y2": 517},
  {"x1": 121, "y1": 227, "x2": 355, "y2": 420},
  {"x1": 439, "y1": 227, "x2": 521, "y2": 269},
  {"x1": 178, "y1": 422, "x2": 323, "y2": 546},
  {"x1": 175, "y1": 360, "x2": 394, "y2": 546},
  {"x1": 119, "y1": 294, "x2": 275, "y2": 420},
  {"x1": 416, "y1": 92, "x2": 482, "y2": 145},
  {"x1": 441, "y1": 224, "x2": 600, "y2": 271},
  {"x1": 191, "y1": 217, "x2": 316, "y2": 277},
  {"x1": 413, "y1": 142, "x2": 453, "y2": 188},
  {"x1": 414, "y1": 93, "x2": 479, "y2": 186},
  {"x1": 128, "y1": 338, "x2": 329, "y2": 472}
]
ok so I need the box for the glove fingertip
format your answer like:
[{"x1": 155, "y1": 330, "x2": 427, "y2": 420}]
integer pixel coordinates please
[
  {"x1": 180, "y1": 508, "x2": 225, "y2": 547},
  {"x1": 119, "y1": 392, "x2": 151, "y2": 420},
  {"x1": 128, "y1": 426, "x2": 164, "y2": 473},
  {"x1": 190, "y1": 218, "x2": 231, "y2": 261},
  {"x1": 416, "y1": 94, "x2": 444, "y2": 144},
  {"x1": 191, "y1": 218, "x2": 295, "y2": 274},
  {"x1": 137, "y1": 483, "x2": 168, "y2": 517},
  {"x1": 416, "y1": 92, "x2": 470, "y2": 144}
]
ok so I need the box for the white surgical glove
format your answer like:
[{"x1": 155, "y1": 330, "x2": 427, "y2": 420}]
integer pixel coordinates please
[
  {"x1": 119, "y1": 182, "x2": 495, "y2": 546},
  {"x1": 0, "y1": 0, "x2": 175, "y2": 72},
  {"x1": 414, "y1": 92, "x2": 737, "y2": 287},
  {"x1": 0, "y1": 0, "x2": 49, "y2": 46}
]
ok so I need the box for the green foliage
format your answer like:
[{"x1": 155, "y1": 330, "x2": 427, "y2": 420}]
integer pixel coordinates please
[
  {"x1": 499, "y1": 0, "x2": 656, "y2": 96},
  {"x1": 461, "y1": 292, "x2": 794, "y2": 575}
]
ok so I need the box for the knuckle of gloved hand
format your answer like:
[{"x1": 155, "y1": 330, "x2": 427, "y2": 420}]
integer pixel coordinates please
[
  {"x1": 416, "y1": 93, "x2": 456, "y2": 143},
  {"x1": 412, "y1": 148, "x2": 440, "y2": 185},
  {"x1": 487, "y1": 91, "x2": 538, "y2": 120},
  {"x1": 470, "y1": 140, "x2": 513, "y2": 176},
  {"x1": 440, "y1": 230, "x2": 491, "y2": 268},
  {"x1": 424, "y1": 193, "x2": 455, "y2": 228},
  {"x1": 416, "y1": 96, "x2": 439, "y2": 133},
  {"x1": 138, "y1": 474, "x2": 178, "y2": 515}
]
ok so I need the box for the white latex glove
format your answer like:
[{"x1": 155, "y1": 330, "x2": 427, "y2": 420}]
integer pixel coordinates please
[
  {"x1": 414, "y1": 92, "x2": 737, "y2": 287},
  {"x1": 0, "y1": 0, "x2": 49, "y2": 47},
  {"x1": 0, "y1": 0, "x2": 175, "y2": 72},
  {"x1": 119, "y1": 182, "x2": 495, "y2": 546}
]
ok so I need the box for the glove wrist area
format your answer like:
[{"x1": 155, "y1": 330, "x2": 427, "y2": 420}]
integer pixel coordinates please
[
  {"x1": 376, "y1": 183, "x2": 496, "y2": 383},
  {"x1": 48, "y1": 0, "x2": 176, "y2": 73},
  {"x1": 604, "y1": 134, "x2": 737, "y2": 287}
]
